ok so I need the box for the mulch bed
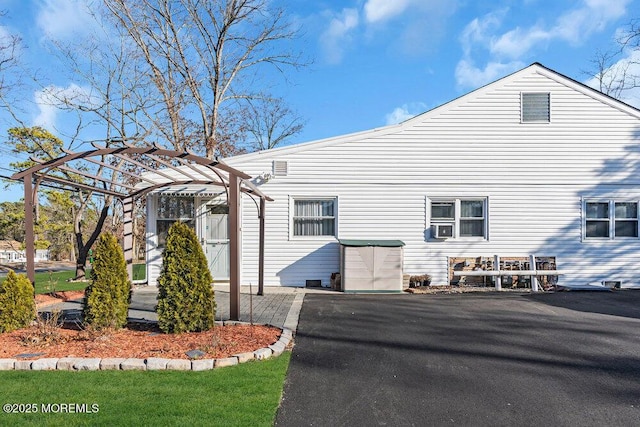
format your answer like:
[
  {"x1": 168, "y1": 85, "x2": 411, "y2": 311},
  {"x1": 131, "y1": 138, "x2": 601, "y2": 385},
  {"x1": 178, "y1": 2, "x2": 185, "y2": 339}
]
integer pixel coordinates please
[
  {"x1": 4, "y1": 290, "x2": 281, "y2": 360},
  {"x1": 0, "y1": 322, "x2": 281, "y2": 360}
]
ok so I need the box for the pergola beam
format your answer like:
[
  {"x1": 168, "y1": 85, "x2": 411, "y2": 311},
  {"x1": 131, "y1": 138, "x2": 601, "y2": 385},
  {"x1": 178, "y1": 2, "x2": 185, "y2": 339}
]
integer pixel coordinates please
[
  {"x1": 77, "y1": 155, "x2": 160, "y2": 186},
  {"x1": 11, "y1": 143, "x2": 271, "y2": 322},
  {"x1": 33, "y1": 173, "x2": 128, "y2": 198},
  {"x1": 54, "y1": 164, "x2": 137, "y2": 191}
]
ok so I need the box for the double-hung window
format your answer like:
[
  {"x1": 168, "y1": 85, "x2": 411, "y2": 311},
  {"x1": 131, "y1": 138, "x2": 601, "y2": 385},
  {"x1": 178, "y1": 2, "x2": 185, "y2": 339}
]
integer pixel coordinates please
[
  {"x1": 430, "y1": 198, "x2": 487, "y2": 239},
  {"x1": 292, "y1": 198, "x2": 336, "y2": 237},
  {"x1": 585, "y1": 200, "x2": 639, "y2": 239},
  {"x1": 156, "y1": 195, "x2": 195, "y2": 247}
]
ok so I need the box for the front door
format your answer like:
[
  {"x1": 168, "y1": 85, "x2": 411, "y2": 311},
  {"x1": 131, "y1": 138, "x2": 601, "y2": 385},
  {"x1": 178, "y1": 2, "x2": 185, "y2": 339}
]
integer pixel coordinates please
[{"x1": 203, "y1": 201, "x2": 230, "y2": 280}]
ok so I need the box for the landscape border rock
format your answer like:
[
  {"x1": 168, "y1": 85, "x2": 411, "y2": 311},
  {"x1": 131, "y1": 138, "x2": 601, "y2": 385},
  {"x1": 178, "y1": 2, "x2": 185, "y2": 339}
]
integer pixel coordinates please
[{"x1": 0, "y1": 324, "x2": 293, "y2": 372}]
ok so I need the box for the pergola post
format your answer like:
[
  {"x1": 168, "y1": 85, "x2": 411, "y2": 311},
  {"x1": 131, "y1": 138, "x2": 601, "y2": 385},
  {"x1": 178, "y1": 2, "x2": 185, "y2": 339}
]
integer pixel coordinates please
[
  {"x1": 123, "y1": 196, "x2": 134, "y2": 281},
  {"x1": 24, "y1": 173, "x2": 36, "y2": 288},
  {"x1": 229, "y1": 173, "x2": 241, "y2": 320},
  {"x1": 258, "y1": 196, "x2": 265, "y2": 296}
]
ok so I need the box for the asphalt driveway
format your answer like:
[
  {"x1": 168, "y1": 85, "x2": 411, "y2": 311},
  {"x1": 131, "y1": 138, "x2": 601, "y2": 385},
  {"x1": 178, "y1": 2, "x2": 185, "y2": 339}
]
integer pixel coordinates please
[{"x1": 276, "y1": 291, "x2": 640, "y2": 426}]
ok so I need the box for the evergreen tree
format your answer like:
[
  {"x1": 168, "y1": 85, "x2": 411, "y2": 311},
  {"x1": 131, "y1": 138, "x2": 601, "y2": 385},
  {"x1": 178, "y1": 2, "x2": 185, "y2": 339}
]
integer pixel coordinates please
[
  {"x1": 83, "y1": 232, "x2": 131, "y2": 329},
  {"x1": 0, "y1": 270, "x2": 36, "y2": 333},
  {"x1": 157, "y1": 221, "x2": 215, "y2": 333}
]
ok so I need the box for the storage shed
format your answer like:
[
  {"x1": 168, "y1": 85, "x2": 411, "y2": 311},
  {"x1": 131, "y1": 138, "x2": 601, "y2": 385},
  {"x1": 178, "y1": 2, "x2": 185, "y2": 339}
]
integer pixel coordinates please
[{"x1": 339, "y1": 239, "x2": 405, "y2": 293}]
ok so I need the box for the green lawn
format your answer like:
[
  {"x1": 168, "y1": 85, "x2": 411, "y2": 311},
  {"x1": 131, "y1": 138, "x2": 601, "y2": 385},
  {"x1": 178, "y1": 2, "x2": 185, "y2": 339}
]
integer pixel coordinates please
[
  {"x1": 0, "y1": 352, "x2": 290, "y2": 426},
  {"x1": 1, "y1": 264, "x2": 147, "y2": 294}
]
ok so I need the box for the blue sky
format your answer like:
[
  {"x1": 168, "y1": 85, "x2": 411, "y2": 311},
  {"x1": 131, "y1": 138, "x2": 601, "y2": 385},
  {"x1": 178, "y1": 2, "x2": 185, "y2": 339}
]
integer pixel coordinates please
[{"x1": 1, "y1": 0, "x2": 639, "y2": 201}]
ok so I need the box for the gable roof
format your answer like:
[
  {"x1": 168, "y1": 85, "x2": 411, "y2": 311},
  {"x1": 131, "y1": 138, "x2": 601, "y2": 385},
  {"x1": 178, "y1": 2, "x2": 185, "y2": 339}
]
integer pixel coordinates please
[
  {"x1": 224, "y1": 62, "x2": 640, "y2": 164},
  {"x1": 0, "y1": 240, "x2": 23, "y2": 251}
]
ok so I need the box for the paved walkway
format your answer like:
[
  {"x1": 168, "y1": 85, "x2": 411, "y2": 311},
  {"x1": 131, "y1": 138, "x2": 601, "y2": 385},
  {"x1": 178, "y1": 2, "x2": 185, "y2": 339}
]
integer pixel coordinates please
[{"x1": 42, "y1": 284, "x2": 327, "y2": 331}]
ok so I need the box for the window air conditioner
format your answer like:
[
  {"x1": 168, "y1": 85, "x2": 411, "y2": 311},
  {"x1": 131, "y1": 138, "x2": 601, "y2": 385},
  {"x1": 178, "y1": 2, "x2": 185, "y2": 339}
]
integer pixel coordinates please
[{"x1": 432, "y1": 223, "x2": 454, "y2": 239}]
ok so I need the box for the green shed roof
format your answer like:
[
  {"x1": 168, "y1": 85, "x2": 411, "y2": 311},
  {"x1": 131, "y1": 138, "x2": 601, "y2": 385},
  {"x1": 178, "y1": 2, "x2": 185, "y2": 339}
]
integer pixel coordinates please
[{"x1": 338, "y1": 239, "x2": 405, "y2": 247}]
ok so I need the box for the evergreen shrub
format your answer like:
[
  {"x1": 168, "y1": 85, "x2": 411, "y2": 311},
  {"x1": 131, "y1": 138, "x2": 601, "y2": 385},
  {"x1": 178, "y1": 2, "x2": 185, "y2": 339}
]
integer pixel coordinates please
[
  {"x1": 157, "y1": 221, "x2": 215, "y2": 333},
  {"x1": 0, "y1": 270, "x2": 36, "y2": 333},
  {"x1": 83, "y1": 232, "x2": 131, "y2": 329}
]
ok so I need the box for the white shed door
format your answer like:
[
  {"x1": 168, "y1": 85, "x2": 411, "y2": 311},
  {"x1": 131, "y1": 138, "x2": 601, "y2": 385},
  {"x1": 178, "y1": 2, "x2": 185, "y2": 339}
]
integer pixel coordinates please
[{"x1": 204, "y1": 202, "x2": 229, "y2": 280}]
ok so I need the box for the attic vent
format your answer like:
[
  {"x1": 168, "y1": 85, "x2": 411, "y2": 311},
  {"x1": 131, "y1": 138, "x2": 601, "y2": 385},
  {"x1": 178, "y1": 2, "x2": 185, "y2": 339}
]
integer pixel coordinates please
[
  {"x1": 522, "y1": 92, "x2": 550, "y2": 123},
  {"x1": 273, "y1": 160, "x2": 288, "y2": 177}
]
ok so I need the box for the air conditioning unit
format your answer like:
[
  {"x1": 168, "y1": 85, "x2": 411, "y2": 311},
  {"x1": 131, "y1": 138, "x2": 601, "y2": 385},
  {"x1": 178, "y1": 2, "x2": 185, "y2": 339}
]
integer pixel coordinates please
[{"x1": 432, "y1": 223, "x2": 454, "y2": 239}]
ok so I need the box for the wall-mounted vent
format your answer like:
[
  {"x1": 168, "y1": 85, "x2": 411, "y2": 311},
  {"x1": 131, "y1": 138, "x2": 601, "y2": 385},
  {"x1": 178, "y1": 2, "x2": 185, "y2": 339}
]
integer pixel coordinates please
[
  {"x1": 306, "y1": 279, "x2": 322, "y2": 288},
  {"x1": 522, "y1": 92, "x2": 550, "y2": 123},
  {"x1": 603, "y1": 281, "x2": 621, "y2": 289},
  {"x1": 273, "y1": 160, "x2": 288, "y2": 176}
]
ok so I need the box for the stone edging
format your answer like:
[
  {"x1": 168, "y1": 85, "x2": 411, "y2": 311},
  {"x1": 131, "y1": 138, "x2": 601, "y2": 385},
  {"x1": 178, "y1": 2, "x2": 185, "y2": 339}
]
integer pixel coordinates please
[{"x1": 0, "y1": 322, "x2": 293, "y2": 372}]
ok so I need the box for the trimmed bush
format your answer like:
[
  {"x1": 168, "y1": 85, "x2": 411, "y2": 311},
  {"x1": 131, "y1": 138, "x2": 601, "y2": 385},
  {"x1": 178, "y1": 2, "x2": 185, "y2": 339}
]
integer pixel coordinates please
[
  {"x1": 83, "y1": 232, "x2": 131, "y2": 329},
  {"x1": 0, "y1": 270, "x2": 36, "y2": 333},
  {"x1": 157, "y1": 221, "x2": 215, "y2": 333}
]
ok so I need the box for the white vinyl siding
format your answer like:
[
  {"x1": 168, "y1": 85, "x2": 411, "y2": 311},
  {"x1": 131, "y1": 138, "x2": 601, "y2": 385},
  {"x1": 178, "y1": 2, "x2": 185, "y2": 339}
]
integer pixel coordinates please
[
  {"x1": 585, "y1": 200, "x2": 639, "y2": 239},
  {"x1": 522, "y1": 92, "x2": 550, "y2": 123},
  {"x1": 217, "y1": 64, "x2": 640, "y2": 288}
]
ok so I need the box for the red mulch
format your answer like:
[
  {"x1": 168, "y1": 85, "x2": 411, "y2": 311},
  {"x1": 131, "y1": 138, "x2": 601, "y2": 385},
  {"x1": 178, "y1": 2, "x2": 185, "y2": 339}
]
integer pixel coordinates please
[
  {"x1": 0, "y1": 323, "x2": 281, "y2": 360},
  {"x1": 4, "y1": 291, "x2": 281, "y2": 360},
  {"x1": 35, "y1": 290, "x2": 85, "y2": 308}
]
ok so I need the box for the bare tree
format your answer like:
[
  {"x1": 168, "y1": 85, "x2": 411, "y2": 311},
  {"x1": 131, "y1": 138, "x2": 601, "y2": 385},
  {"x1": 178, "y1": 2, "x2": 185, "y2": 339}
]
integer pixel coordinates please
[
  {"x1": 244, "y1": 96, "x2": 304, "y2": 151},
  {"x1": 13, "y1": 10, "x2": 154, "y2": 279},
  {"x1": 0, "y1": 10, "x2": 21, "y2": 100},
  {"x1": 585, "y1": 19, "x2": 640, "y2": 98},
  {"x1": 104, "y1": 0, "x2": 304, "y2": 158}
]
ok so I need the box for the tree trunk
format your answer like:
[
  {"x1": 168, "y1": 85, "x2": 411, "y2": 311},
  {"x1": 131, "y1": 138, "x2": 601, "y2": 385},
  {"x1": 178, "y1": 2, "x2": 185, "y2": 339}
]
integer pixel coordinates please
[{"x1": 74, "y1": 204, "x2": 111, "y2": 279}]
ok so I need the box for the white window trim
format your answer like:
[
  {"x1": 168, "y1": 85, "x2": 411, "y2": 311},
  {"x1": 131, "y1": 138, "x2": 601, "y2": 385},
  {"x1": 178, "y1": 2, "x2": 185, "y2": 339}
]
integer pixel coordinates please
[
  {"x1": 583, "y1": 199, "x2": 640, "y2": 241},
  {"x1": 427, "y1": 197, "x2": 489, "y2": 241},
  {"x1": 521, "y1": 92, "x2": 551, "y2": 124},
  {"x1": 289, "y1": 196, "x2": 338, "y2": 240}
]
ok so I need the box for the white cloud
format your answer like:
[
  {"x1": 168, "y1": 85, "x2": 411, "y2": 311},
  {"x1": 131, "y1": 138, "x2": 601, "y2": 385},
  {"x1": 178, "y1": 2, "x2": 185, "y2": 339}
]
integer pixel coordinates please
[
  {"x1": 36, "y1": 0, "x2": 95, "y2": 40},
  {"x1": 457, "y1": 0, "x2": 631, "y2": 88},
  {"x1": 319, "y1": 0, "x2": 457, "y2": 62},
  {"x1": 460, "y1": 10, "x2": 506, "y2": 57},
  {"x1": 489, "y1": 0, "x2": 630, "y2": 58},
  {"x1": 364, "y1": 0, "x2": 411, "y2": 24},
  {"x1": 490, "y1": 26, "x2": 551, "y2": 59},
  {"x1": 34, "y1": 83, "x2": 95, "y2": 129},
  {"x1": 385, "y1": 102, "x2": 428, "y2": 125},
  {"x1": 319, "y1": 8, "x2": 359, "y2": 64},
  {"x1": 455, "y1": 60, "x2": 524, "y2": 89}
]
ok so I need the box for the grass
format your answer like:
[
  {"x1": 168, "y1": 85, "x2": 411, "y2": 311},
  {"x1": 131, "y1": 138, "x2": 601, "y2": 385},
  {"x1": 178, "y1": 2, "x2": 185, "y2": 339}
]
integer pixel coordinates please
[
  {"x1": 0, "y1": 352, "x2": 290, "y2": 426},
  {"x1": 1, "y1": 264, "x2": 147, "y2": 294}
]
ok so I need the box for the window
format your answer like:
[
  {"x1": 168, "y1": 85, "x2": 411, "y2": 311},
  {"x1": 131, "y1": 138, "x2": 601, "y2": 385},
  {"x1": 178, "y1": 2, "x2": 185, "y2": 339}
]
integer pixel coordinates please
[
  {"x1": 431, "y1": 202, "x2": 454, "y2": 220},
  {"x1": 522, "y1": 92, "x2": 550, "y2": 123},
  {"x1": 585, "y1": 202, "x2": 609, "y2": 238},
  {"x1": 292, "y1": 198, "x2": 336, "y2": 237},
  {"x1": 460, "y1": 200, "x2": 485, "y2": 237},
  {"x1": 430, "y1": 198, "x2": 487, "y2": 239},
  {"x1": 585, "y1": 200, "x2": 639, "y2": 239},
  {"x1": 156, "y1": 195, "x2": 195, "y2": 246}
]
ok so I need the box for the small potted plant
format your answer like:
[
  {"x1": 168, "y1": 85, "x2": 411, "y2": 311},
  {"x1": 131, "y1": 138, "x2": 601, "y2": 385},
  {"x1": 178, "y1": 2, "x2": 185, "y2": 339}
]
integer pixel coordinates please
[{"x1": 409, "y1": 274, "x2": 432, "y2": 287}]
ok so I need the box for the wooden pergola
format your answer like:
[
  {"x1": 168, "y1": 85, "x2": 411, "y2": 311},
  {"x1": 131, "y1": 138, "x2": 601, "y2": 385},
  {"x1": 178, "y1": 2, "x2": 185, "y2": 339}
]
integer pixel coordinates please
[{"x1": 11, "y1": 142, "x2": 271, "y2": 321}]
